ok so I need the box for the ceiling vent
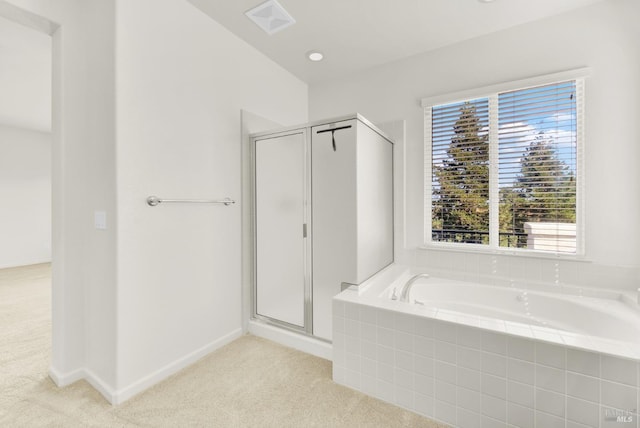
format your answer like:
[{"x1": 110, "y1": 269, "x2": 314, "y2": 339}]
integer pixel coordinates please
[{"x1": 245, "y1": 0, "x2": 296, "y2": 35}]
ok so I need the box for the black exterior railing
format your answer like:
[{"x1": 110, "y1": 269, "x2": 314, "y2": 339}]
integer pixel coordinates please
[{"x1": 432, "y1": 229, "x2": 528, "y2": 248}]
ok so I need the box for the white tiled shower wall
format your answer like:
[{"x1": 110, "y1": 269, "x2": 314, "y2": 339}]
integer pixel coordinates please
[
  {"x1": 333, "y1": 299, "x2": 640, "y2": 428},
  {"x1": 399, "y1": 249, "x2": 640, "y2": 291}
]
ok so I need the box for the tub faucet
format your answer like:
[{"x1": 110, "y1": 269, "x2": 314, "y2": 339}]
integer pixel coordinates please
[{"x1": 398, "y1": 273, "x2": 429, "y2": 303}]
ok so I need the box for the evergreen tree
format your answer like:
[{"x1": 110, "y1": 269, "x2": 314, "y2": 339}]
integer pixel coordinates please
[
  {"x1": 498, "y1": 187, "x2": 520, "y2": 247},
  {"x1": 516, "y1": 133, "x2": 575, "y2": 222},
  {"x1": 432, "y1": 102, "x2": 489, "y2": 243},
  {"x1": 499, "y1": 132, "x2": 576, "y2": 247}
]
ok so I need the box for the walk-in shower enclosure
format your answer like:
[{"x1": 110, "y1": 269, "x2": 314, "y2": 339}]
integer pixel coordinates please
[{"x1": 251, "y1": 114, "x2": 394, "y2": 341}]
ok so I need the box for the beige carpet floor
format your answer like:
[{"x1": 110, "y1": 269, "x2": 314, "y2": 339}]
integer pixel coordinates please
[{"x1": 0, "y1": 263, "x2": 447, "y2": 427}]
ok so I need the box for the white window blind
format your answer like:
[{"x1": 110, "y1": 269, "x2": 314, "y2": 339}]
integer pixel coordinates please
[
  {"x1": 431, "y1": 98, "x2": 490, "y2": 244},
  {"x1": 498, "y1": 81, "x2": 579, "y2": 253},
  {"x1": 425, "y1": 77, "x2": 583, "y2": 254}
]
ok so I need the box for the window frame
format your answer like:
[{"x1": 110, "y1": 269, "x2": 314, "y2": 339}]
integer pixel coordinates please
[{"x1": 422, "y1": 69, "x2": 588, "y2": 256}]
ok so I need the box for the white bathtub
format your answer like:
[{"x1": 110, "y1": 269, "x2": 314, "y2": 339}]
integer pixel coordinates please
[
  {"x1": 332, "y1": 264, "x2": 640, "y2": 428},
  {"x1": 381, "y1": 274, "x2": 640, "y2": 344}
]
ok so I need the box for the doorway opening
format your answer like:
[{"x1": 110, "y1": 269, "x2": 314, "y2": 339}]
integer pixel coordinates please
[{"x1": 0, "y1": 4, "x2": 58, "y2": 409}]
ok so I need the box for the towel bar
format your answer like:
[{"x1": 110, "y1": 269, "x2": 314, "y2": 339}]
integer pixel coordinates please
[{"x1": 146, "y1": 196, "x2": 235, "y2": 207}]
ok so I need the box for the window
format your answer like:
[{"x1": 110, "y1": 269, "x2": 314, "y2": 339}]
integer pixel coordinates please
[{"x1": 423, "y1": 73, "x2": 584, "y2": 254}]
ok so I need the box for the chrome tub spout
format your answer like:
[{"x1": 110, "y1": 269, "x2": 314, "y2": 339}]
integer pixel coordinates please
[{"x1": 398, "y1": 273, "x2": 429, "y2": 303}]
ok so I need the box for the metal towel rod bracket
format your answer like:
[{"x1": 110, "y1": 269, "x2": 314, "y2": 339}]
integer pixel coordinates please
[{"x1": 146, "y1": 196, "x2": 235, "y2": 207}]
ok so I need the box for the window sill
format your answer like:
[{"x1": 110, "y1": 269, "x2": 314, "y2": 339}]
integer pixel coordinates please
[{"x1": 418, "y1": 243, "x2": 590, "y2": 262}]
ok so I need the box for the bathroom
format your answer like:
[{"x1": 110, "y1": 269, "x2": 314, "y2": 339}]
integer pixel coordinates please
[{"x1": 1, "y1": 0, "x2": 639, "y2": 427}]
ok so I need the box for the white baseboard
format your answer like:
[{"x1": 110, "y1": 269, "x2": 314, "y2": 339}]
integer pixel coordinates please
[
  {"x1": 49, "y1": 328, "x2": 243, "y2": 405},
  {"x1": 248, "y1": 320, "x2": 332, "y2": 361},
  {"x1": 49, "y1": 366, "x2": 117, "y2": 403},
  {"x1": 84, "y1": 369, "x2": 118, "y2": 403},
  {"x1": 48, "y1": 366, "x2": 84, "y2": 387},
  {"x1": 112, "y1": 328, "x2": 243, "y2": 404},
  {"x1": 1, "y1": 258, "x2": 52, "y2": 270}
]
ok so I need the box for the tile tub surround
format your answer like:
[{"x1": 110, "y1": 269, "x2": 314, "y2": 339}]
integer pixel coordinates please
[
  {"x1": 409, "y1": 248, "x2": 639, "y2": 293},
  {"x1": 332, "y1": 300, "x2": 640, "y2": 428}
]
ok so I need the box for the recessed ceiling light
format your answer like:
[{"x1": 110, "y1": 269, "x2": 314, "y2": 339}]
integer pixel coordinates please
[
  {"x1": 478, "y1": 0, "x2": 496, "y2": 3},
  {"x1": 245, "y1": 0, "x2": 296, "y2": 35},
  {"x1": 307, "y1": 51, "x2": 324, "y2": 62}
]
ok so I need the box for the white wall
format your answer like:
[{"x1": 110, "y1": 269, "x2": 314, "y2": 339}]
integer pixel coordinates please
[
  {"x1": 4, "y1": 0, "x2": 307, "y2": 403},
  {"x1": 0, "y1": 14, "x2": 51, "y2": 132},
  {"x1": 0, "y1": 124, "x2": 51, "y2": 268},
  {"x1": 115, "y1": 0, "x2": 307, "y2": 398},
  {"x1": 2, "y1": 0, "x2": 118, "y2": 392},
  {"x1": 309, "y1": 0, "x2": 640, "y2": 290}
]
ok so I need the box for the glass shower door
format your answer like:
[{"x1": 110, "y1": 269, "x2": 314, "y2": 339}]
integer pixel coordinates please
[{"x1": 254, "y1": 131, "x2": 306, "y2": 328}]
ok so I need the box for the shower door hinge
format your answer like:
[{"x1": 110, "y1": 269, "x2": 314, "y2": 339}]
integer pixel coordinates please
[{"x1": 303, "y1": 223, "x2": 307, "y2": 238}]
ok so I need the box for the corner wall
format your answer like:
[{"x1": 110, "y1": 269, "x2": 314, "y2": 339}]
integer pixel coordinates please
[
  {"x1": 4, "y1": 0, "x2": 308, "y2": 403},
  {"x1": 309, "y1": 0, "x2": 640, "y2": 289},
  {"x1": 2, "y1": 0, "x2": 118, "y2": 391}
]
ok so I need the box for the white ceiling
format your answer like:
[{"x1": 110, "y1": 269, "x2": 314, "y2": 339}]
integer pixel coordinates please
[
  {"x1": 0, "y1": 1, "x2": 608, "y2": 132},
  {"x1": 0, "y1": 15, "x2": 51, "y2": 132},
  {"x1": 189, "y1": 0, "x2": 607, "y2": 84}
]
